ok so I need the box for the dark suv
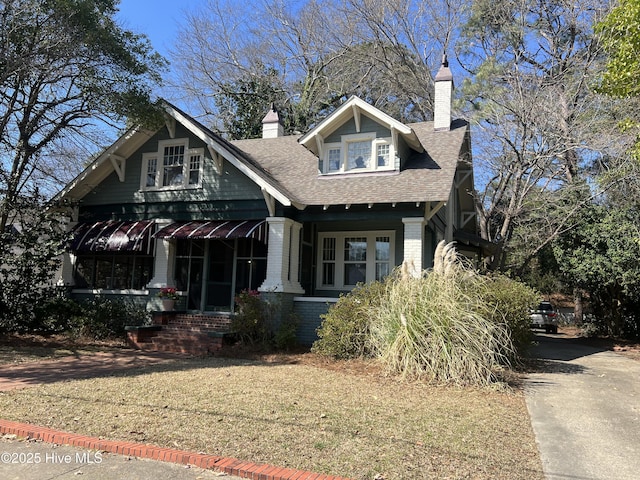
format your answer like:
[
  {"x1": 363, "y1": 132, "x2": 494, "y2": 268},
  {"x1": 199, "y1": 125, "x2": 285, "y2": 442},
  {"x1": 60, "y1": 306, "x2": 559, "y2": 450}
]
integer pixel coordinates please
[{"x1": 530, "y1": 301, "x2": 559, "y2": 334}]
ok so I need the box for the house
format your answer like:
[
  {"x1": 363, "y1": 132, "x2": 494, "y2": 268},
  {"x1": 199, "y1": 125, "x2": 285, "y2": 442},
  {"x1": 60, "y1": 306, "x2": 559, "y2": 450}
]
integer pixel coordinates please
[{"x1": 53, "y1": 57, "x2": 482, "y2": 348}]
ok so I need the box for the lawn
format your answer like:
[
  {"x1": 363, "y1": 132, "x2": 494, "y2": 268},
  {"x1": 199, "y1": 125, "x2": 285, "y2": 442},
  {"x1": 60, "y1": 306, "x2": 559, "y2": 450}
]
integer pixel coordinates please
[
  {"x1": 0, "y1": 334, "x2": 127, "y2": 365},
  {"x1": 0, "y1": 343, "x2": 543, "y2": 480}
]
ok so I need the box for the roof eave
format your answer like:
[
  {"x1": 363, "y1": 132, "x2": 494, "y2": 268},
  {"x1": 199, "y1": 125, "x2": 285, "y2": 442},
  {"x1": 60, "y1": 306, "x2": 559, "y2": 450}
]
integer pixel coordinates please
[
  {"x1": 163, "y1": 103, "x2": 294, "y2": 208},
  {"x1": 298, "y1": 96, "x2": 424, "y2": 154},
  {"x1": 52, "y1": 126, "x2": 154, "y2": 203}
]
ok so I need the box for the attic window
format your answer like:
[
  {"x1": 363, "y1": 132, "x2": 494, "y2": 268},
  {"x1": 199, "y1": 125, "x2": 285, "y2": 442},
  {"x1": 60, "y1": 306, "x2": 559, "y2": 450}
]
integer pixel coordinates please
[
  {"x1": 319, "y1": 133, "x2": 395, "y2": 175},
  {"x1": 141, "y1": 139, "x2": 204, "y2": 190}
]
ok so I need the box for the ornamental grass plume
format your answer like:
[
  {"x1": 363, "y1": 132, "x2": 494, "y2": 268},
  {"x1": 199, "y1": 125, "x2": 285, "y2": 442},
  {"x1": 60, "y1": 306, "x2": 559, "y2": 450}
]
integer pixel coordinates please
[{"x1": 370, "y1": 241, "x2": 514, "y2": 386}]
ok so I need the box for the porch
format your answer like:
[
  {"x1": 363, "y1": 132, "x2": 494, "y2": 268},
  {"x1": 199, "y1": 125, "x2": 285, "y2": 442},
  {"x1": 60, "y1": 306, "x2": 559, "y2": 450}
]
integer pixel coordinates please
[{"x1": 125, "y1": 296, "x2": 337, "y2": 356}]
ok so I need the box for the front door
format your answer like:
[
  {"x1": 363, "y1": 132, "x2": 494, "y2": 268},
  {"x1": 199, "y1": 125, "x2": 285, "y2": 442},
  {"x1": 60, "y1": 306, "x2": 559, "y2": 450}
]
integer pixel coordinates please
[{"x1": 175, "y1": 240, "x2": 204, "y2": 310}]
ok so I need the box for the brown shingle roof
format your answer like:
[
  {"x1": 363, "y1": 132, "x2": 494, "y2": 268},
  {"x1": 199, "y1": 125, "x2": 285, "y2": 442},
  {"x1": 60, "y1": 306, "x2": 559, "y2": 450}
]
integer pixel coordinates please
[{"x1": 232, "y1": 119, "x2": 469, "y2": 206}]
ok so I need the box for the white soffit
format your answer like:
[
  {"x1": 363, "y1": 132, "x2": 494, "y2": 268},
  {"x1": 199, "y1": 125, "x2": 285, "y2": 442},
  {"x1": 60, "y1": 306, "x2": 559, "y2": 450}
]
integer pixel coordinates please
[{"x1": 298, "y1": 96, "x2": 424, "y2": 154}]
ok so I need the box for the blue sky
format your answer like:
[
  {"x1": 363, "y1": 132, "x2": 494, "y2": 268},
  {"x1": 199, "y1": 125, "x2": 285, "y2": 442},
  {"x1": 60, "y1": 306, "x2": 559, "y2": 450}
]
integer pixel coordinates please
[{"x1": 116, "y1": 0, "x2": 203, "y2": 58}]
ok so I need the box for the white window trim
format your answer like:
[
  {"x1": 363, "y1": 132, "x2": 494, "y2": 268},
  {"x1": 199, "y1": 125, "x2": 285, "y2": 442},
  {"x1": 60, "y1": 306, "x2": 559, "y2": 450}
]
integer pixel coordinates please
[
  {"x1": 317, "y1": 230, "x2": 395, "y2": 290},
  {"x1": 140, "y1": 138, "x2": 205, "y2": 191},
  {"x1": 320, "y1": 133, "x2": 395, "y2": 175}
]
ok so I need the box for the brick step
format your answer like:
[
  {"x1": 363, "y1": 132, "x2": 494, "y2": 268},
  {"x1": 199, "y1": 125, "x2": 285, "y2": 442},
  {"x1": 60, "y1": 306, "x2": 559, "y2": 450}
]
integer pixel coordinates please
[
  {"x1": 161, "y1": 325, "x2": 222, "y2": 334},
  {"x1": 170, "y1": 315, "x2": 232, "y2": 330},
  {"x1": 128, "y1": 322, "x2": 232, "y2": 356},
  {"x1": 168, "y1": 320, "x2": 229, "y2": 328},
  {"x1": 153, "y1": 330, "x2": 230, "y2": 341},
  {"x1": 141, "y1": 342, "x2": 211, "y2": 356},
  {"x1": 149, "y1": 335, "x2": 203, "y2": 344},
  {"x1": 148, "y1": 331, "x2": 225, "y2": 356}
]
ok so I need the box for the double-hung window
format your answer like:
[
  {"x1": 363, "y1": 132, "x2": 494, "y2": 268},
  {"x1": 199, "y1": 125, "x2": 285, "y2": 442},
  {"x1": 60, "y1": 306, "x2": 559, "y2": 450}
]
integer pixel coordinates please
[
  {"x1": 317, "y1": 231, "x2": 394, "y2": 289},
  {"x1": 319, "y1": 133, "x2": 394, "y2": 175},
  {"x1": 141, "y1": 139, "x2": 204, "y2": 190}
]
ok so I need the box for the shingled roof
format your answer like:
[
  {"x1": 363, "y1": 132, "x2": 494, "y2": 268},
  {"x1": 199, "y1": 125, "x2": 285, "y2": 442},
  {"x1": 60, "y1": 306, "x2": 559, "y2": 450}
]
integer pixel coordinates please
[
  {"x1": 232, "y1": 118, "x2": 469, "y2": 207},
  {"x1": 54, "y1": 100, "x2": 470, "y2": 212}
]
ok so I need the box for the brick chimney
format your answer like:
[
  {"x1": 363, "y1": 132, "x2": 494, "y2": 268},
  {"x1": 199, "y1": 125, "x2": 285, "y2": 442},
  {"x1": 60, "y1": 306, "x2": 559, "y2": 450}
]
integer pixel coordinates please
[
  {"x1": 434, "y1": 54, "x2": 453, "y2": 131},
  {"x1": 261, "y1": 104, "x2": 284, "y2": 138}
]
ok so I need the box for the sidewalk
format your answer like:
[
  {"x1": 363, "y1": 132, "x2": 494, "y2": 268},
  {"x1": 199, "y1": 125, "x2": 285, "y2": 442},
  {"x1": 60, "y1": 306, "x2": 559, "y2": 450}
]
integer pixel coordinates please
[
  {"x1": 0, "y1": 351, "x2": 350, "y2": 480},
  {"x1": 0, "y1": 434, "x2": 232, "y2": 480},
  {"x1": 0, "y1": 350, "x2": 184, "y2": 391}
]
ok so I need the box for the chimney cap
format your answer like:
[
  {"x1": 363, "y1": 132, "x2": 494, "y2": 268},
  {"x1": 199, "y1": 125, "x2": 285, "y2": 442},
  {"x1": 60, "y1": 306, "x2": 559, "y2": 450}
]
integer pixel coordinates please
[
  {"x1": 435, "y1": 53, "x2": 453, "y2": 82},
  {"x1": 261, "y1": 103, "x2": 285, "y2": 138},
  {"x1": 262, "y1": 103, "x2": 281, "y2": 124}
]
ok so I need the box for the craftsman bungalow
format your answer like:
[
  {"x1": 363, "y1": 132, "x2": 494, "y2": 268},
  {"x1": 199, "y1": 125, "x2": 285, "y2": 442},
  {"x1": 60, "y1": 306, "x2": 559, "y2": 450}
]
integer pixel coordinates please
[{"x1": 54, "y1": 58, "x2": 482, "y2": 348}]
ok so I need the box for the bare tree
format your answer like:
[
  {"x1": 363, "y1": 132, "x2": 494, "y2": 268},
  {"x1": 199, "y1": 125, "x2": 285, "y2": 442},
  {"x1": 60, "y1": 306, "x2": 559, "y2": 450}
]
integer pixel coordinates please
[
  {"x1": 460, "y1": 0, "x2": 629, "y2": 271},
  {"x1": 169, "y1": 0, "x2": 469, "y2": 133},
  {"x1": 0, "y1": 0, "x2": 166, "y2": 234}
]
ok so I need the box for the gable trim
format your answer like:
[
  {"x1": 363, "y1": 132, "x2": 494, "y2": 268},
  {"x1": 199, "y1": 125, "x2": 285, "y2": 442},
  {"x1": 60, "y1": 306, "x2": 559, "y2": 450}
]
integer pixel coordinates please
[
  {"x1": 164, "y1": 103, "x2": 293, "y2": 208},
  {"x1": 298, "y1": 96, "x2": 424, "y2": 155},
  {"x1": 108, "y1": 154, "x2": 126, "y2": 182},
  {"x1": 53, "y1": 127, "x2": 152, "y2": 202}
]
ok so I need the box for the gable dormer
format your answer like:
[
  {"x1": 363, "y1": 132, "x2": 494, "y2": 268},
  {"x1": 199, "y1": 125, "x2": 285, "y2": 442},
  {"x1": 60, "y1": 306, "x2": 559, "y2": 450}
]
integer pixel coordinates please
[{"x1": 298, "y1": 96, "x2": 423, "y2": 175}]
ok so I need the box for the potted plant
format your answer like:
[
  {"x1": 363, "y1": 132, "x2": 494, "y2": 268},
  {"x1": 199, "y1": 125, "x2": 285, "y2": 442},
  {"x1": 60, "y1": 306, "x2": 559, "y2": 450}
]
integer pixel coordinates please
[{"x1": 157, "y1": 287, "x2": 178, "y2": 311}]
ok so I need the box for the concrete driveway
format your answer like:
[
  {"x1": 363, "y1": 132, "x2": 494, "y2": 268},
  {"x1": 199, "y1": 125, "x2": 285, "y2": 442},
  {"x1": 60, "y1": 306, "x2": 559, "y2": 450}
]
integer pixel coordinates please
[{"x1": 525, "y1": 333, "x2": 640, "y2": 480}]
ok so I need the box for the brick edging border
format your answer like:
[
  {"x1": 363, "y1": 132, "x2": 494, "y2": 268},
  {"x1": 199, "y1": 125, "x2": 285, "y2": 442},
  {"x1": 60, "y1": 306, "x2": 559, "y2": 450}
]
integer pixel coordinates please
[{"x1": 0, "y1": 419, "x2": 350, "y2": 480}]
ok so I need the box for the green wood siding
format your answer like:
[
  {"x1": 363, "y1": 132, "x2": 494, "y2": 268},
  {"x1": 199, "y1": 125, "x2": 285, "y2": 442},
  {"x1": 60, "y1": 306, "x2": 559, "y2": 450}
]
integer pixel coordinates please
[
  {"x1": 78, "y1": 199, "x2": 269, "y2": 222},
  {"x1": 81, "y1": 124, "x2": 264, "y2": 209},
  {"x1": 324, "y1": 116, "x2": 392, "y2": 143},
  {"x1": 396, "y1": 135, "x2": 412, "y2": 169}
]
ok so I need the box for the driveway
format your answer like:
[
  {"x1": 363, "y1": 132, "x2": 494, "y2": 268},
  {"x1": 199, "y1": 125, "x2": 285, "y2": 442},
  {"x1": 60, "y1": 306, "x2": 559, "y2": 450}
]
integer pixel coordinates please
[{"x1": 525, "y1": 333, "x2": 640, "y2": 480}]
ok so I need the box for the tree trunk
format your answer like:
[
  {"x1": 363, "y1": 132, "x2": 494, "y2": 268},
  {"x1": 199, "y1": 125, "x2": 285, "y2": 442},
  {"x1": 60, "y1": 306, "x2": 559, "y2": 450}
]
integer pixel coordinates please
[{"x1": 573, "y1": 288, "x2": 584, "y2": 325}]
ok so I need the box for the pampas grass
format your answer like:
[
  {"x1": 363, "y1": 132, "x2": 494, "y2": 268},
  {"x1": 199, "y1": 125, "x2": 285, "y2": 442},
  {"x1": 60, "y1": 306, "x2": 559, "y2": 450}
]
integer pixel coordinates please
[
  {"x1": 313, "y1": 241, "x2": 535, "y2": 386},
  {"x1": 369, "y1": 241, "x2": 514, "y2": 386}
]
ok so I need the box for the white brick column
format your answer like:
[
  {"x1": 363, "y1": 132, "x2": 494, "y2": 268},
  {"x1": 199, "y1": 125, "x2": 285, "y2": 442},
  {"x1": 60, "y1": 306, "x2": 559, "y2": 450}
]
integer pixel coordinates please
[
  {"x1": 57, "y1": 221, "x2": 77, "y2": 286},
  {"x1": 289, "y1": 222, "x2": 304, "y2": 291},
  {"x1": 402, "y1": 217, "x2": 425, "y2": 278},
  {"x1": 57, "y1": 251, "x2": 77, "y2": 287},
  {"x1": 147, "y1": 220, "x2": 175, "y2": 288},
  {"x1": 259, "y1": 217, "x2": 304, "y2": 293}
]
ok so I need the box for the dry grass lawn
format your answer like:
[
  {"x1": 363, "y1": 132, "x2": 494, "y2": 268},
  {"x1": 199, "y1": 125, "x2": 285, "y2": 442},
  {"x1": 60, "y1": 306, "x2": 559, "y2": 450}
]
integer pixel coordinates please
[
  {"x1": 0, "y1": 340, "x2": 543, "y2": 480},
  {"x1": 0, "y1": 334, "x2": 127, "y2": 365}
]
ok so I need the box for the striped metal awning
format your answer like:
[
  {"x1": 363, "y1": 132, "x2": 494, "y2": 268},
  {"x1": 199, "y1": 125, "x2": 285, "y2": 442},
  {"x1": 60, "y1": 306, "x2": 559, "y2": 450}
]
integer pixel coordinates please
[
  {"x1": 70, "y1": 220, "x2": 155, "y2": 254},
  {"x1": 154, "y1": 220, "x2": 267, "y2": 243}
]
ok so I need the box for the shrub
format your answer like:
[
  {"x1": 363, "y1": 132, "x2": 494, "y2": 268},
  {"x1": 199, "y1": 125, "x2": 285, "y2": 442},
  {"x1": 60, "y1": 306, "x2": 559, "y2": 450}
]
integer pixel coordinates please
[
  {"x1": 479, "y1": 274, "x2": 539, "y2": 358},
  {"x1": 70, "y1": 297, "x2": 149, "y2": 340},
  {"x1": 314, "y1": 242, "x2": 529, "y2": 386},
  {"x1": 34, "y1": 293, "x2": 84, "y2": 334},
  {"x1": 311, "y1": 281, "x2": 386, "y2": 359},
  {"x1": 34, "y1": 295, "x2": 149, "y2": 340},
  {"x1": 0, "y1": 207, "x2": 68, "y2": 334},
  {"x1": 232, "y1": 289, "x2": 271, "y2": 346},
  {"x1": 369, "y1": 269, "x2": 514, "y2": 386},
  {"x1": 274, "y1": 313, "x2": 300, "y2": 351}
]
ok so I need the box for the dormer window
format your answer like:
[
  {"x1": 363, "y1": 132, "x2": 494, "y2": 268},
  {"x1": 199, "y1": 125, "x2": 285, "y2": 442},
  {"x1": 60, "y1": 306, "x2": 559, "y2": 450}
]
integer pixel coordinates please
[
  {"x1": 319, "y1": 133, "x2": 395, "y2": 175},
  {"x1": 141, "y1": 139, "x2": 204, "y2": 190},
  {"x1": 299, "y1": 96, "x2": 424, "y2": 173}
]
